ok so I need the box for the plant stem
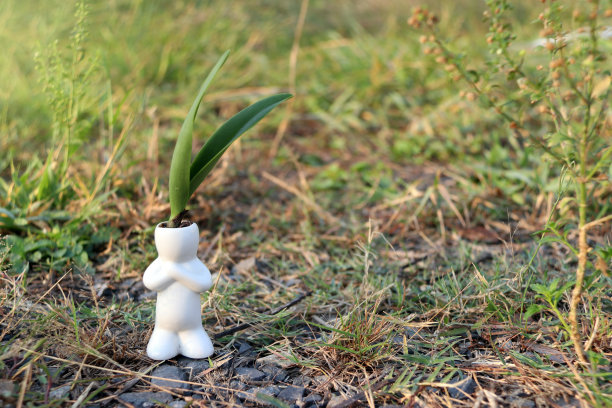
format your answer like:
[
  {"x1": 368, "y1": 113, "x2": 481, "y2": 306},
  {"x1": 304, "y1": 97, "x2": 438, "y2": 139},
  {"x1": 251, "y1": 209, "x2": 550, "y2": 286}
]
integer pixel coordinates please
[
  {"x1": 569, "y1": 181, "x2": 588, "y2": 365},
  {"x1": 568, "y1": 70, "x2": 593, "y2": 366}
]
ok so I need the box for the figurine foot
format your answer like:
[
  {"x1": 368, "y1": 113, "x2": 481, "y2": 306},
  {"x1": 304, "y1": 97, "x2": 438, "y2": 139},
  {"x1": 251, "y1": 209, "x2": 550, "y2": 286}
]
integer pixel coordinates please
[
  {"x1": 179, "y1": 328, "x2": 214, "y2": 359},
  {"x1": 147, "y1": 328, "x2": 180, "y2": 360}
]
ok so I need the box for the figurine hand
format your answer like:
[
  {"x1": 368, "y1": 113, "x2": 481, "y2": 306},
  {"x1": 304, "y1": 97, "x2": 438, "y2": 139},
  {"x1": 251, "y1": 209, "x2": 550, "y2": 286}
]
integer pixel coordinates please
[
  {"x1": 165, "y1": 259, "x2": 212, "y2": 293},
  {"x1": 143, "y1": 259, "x2": 175, "y2": 291}
]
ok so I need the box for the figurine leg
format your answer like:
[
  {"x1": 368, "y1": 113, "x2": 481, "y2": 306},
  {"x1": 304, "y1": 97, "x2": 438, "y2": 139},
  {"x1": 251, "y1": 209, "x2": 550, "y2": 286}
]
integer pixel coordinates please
[
  {"x1": 147, "y1": 328, "x2": 180, "y2": 360},
  {"x1": 178, "y1": 327, "x2": 214, "y2": 359}
]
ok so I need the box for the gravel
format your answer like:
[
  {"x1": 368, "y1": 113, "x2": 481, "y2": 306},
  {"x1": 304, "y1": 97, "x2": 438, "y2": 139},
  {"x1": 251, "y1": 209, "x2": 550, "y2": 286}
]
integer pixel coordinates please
[
  {"x1": 48, "y1": 384, "x2": 71, "y2": 400},
  {"x1": 177, "y1": 357, "x2": 210, "y2": 378},
  {"x1": 259, "y1": 365, "x2": 288, "y2": 382},
  {"x1": 119, "y1": 391, "x2": 173, "y2": 408},
  {"x1": 235, "y1": 367, "x2": 267, "y2": 382},
  {"x1": 447, "y1": 376, "x2": 476, "y2": 399},
  {"x1": 277, "y1": 385, "x2": 305, "y2": 403},
  {"x1": 304, "y1": 393, "x2": 323, "y2": 406},
  {"x1": 256, "y1": 354, "x2": 293, "y2": 368},
  {"x1": 237, "y1": 385, "x2": 281, "y2": 403},
  {"x1": 150, "y1": 365, "x2": 189, "y2": 390}
]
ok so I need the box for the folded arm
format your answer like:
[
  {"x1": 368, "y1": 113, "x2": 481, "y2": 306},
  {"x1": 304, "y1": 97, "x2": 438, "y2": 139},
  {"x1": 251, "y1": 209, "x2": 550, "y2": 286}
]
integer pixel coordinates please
[
  {"x1": 143, "y1": 259, "x2": 175, "y2": 291},
  {"x1": 166, "y1": 259, "x2": 212, "y2": 293}
]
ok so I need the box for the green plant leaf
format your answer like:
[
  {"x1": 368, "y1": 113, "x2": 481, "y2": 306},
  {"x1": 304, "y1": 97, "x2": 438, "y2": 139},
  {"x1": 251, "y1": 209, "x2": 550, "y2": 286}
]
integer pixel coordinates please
[
  {"x1": 188, "y1": 93, "x2": 292, "y2": 196},
  {"x1": 168, "y1": 50, "x2": 230, "y2": 221},
  {"x1": 524, "y1": 304, "x2": 545, "y2": 320}
]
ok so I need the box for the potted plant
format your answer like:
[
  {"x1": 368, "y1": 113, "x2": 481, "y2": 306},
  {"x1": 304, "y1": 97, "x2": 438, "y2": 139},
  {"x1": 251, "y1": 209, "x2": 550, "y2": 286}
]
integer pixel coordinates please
[{"x1": 143, "y1": 51, "x2": 291, "y2": 360}]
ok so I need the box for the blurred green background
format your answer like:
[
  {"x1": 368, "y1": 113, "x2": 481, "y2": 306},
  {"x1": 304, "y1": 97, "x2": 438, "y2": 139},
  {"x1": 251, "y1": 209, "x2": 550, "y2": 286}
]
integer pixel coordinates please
[{"x1": 0, "y1": 0, "x2": 605, "y2": 273}]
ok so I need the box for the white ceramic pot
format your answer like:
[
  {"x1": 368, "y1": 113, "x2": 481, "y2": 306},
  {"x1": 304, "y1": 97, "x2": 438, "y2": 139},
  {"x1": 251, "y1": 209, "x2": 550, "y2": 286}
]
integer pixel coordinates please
[{"x1": 143, "y1": 222, "x2": 214, "y2": 360}]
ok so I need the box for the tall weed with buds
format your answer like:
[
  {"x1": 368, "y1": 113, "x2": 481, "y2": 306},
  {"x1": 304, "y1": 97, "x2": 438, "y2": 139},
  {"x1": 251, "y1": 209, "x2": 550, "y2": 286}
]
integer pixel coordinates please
[{"x1": 412, "y1": 0, "x2": 611, "y2": 367}]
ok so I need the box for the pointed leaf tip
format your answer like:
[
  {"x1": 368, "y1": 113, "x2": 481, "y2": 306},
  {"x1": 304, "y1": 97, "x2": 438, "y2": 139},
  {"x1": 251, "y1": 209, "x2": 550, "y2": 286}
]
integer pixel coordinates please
[{"x1": 188, "y1": 93, "x2": 292, "y2": 196}]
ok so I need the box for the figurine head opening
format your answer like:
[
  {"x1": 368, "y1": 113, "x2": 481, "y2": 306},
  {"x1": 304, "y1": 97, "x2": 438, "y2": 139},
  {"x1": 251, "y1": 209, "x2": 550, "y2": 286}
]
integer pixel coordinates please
[{"x1": 154, "y1": 222, "x2": 199, "y2": 262}]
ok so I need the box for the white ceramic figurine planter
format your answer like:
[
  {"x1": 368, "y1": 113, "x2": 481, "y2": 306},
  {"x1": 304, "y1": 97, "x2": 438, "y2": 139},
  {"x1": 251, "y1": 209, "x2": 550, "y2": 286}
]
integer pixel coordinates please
[
  {"x1": 143, "y1": 223, "x2": 214, "y2": 360},
  {"x1": 140, "y1": 50, "x2": 289, "y2": 360}
]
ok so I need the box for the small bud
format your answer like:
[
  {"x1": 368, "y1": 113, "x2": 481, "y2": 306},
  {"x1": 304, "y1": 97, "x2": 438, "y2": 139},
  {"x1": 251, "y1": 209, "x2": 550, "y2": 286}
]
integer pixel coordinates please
[
  {"x1": 545, "y1": 41, "x2": 555, "y2": 51},
  {"x1": 549, "y1": 58, "x2": 564, "y2": 69},
  {"x1": 466, "y1": 92, "x2": 476, "y2": 101},
  {"x1": 509, "y1": 122, "x2": 518, "y2": 129},
  {"x1": 572, "y1": 10, "x2": 581, "y2": 18},
  {"x1": 362, "y1": 111, "x2": 374, "y2": 121},
  {"x1": 552, "y1": 71, "x2": 561, "y2": 79},
  {"x1": 419, "y1": 35, "x2": 428, "y2": 44},
  {"x1": 435, "y1": 56, "x2": 447, "y2": 64},
  {"x1": 540, "y1": 27, "x2": 554, "y2": 37},
  {"x1": 605, "y1": 9, "x2": 612, "y2": 17},
  {"x1": 553, "y1": 80, "x2": 561, "y2": 87},
  {"x1": 407, "y1": 16, "x2": 420, "y2": 28},
  {"x1": 537, "y1": 64, "x2": 544, "y2": 70}
]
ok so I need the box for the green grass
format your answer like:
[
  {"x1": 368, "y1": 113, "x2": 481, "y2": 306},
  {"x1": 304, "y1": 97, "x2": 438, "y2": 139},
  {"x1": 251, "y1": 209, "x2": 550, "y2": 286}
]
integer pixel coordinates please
[{"x1": 1, "y1": 0, "x2": 611, "y2": 407}]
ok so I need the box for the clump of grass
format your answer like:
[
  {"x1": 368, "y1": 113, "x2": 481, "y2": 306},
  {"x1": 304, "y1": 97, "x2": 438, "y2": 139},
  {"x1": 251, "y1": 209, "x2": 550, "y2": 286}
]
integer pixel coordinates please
[{"x1": 412, "y1": 0, "x2": 611, "y2": 388}]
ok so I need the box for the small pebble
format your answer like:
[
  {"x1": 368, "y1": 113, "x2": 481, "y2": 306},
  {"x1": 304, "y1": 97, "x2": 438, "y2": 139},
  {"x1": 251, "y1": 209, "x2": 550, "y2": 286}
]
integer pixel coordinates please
[
  {"x1": 237, "y1": 341, "x2": 253, "y2": 354},
  {"x1": 177, "y1": 357, "x2": 210, "y2": 377},
  {"x1": 256, "y1": 354, "x2": 293, "y2": 368},
  {"x1": 235, "y1": 367, "x2": 266, "y2": 382},
  {"x1": 49, "y1": 385, "x2": 71, "y2": 400},
  {"x1": 259, "y1": 365, "x2": 288, "y2": 382},
  {"x1": 229, "y1": 380, "x2": 248, "y2": 391},
  {"x1": 304, "y1": 393, "x2": 322, "y2": 403},
  {"x1": 293, "y1": 376, "x2": 312, "y2": 387},
  {"x1": 151, "y1": 365, "x2": 189, "y2": 390},
  {"x1": 305, "y1": 393, "x2": 323, "y2": 407},
  {"x1": 277, "y1": 385, "x2": 305, "y2": 403},
  {"x1": 327, "y1": 393, "x2": 347, "y2": 408},
  {"x1": 238, "y1": 385, "x2": 280, "y2": 402},
  {"x1": 120, "y1": 392, "x2": 172, "y2": 408},
  {"x1": 510, "y1": 399, "x2": 535, "y2": 408},
  {"x1": 447, "y1": 376, "x2": 476, "y2": 399}
]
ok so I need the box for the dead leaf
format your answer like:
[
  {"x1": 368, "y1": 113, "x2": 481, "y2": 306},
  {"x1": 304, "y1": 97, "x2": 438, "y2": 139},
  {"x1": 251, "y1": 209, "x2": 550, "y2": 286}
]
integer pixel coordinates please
[
  {"x1": 232, "y1": 257, "x2": 256, "y2": 274},
  {"x1": 524, "y1": 341, "x2": 567, "y2": 363}
]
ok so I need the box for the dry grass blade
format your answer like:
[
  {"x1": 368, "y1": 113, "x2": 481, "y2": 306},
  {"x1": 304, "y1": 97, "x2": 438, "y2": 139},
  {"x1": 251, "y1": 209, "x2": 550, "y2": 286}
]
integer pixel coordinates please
[{"x1": 262, "y1": 171, "x2": 341, "y2": 226}]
